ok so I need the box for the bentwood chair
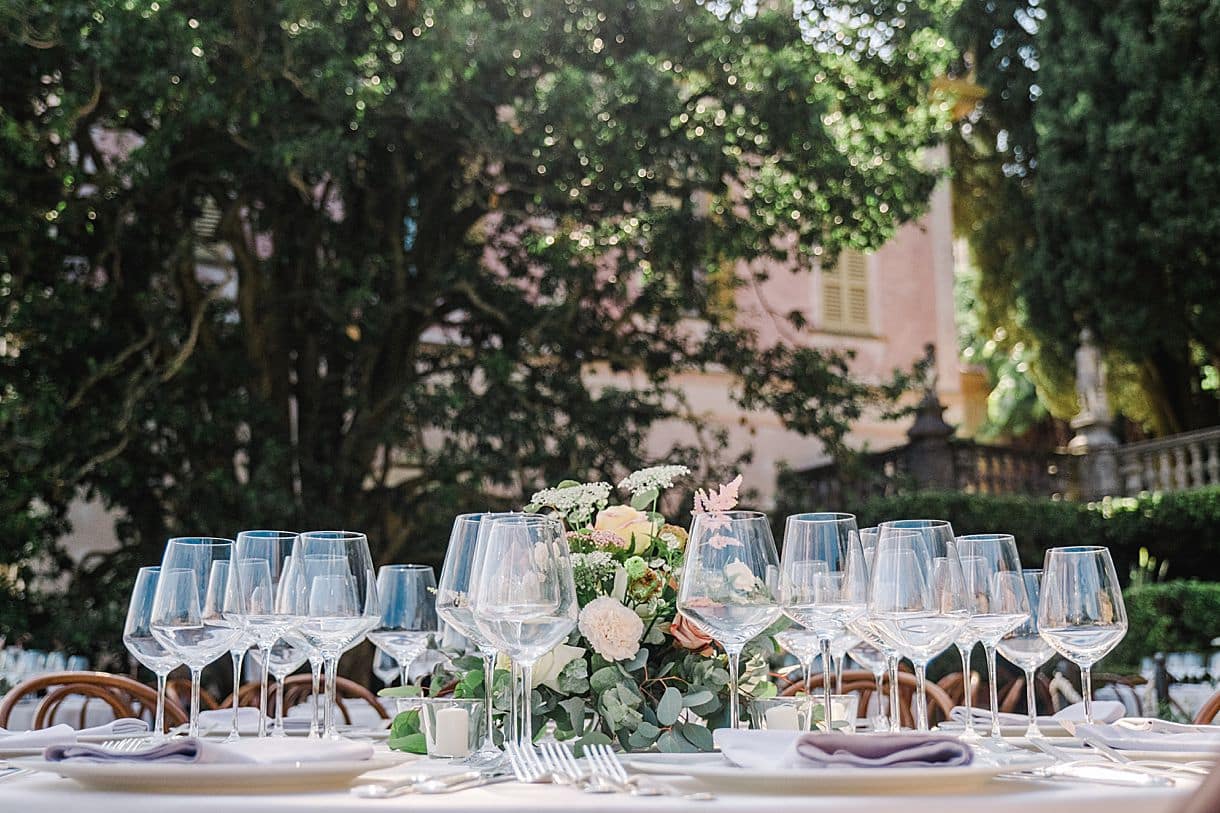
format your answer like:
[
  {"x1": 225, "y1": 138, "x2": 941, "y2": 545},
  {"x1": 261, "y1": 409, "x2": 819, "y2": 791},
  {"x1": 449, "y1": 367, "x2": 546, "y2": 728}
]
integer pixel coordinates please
[
  {"x1": 780, "y1": 668, "x2": 957, "y2": 728},
  {"x1": 0, "y1": 671, "x2": 187, "y2": 729},
  {"x1": 274, "y1": 674, "x2": 389, "y2": 723}
]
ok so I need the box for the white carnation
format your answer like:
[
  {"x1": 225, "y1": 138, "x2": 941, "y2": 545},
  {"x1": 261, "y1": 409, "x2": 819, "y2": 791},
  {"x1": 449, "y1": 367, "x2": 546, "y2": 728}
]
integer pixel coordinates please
[
  {"x1": 577, "y1": 596, "x2": 644, "y2": 662},
  {"x1": 617, "y1": 465, "x2": 691, "y2": 495}
]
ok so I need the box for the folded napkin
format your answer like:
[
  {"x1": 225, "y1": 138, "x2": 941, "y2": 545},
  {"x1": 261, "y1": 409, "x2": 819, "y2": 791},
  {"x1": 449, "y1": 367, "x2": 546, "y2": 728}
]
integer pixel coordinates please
[
  {"x1": 1073, "y1": 721, "x2": 1220, "y2": 753},
  {"x1": 196, "y1": 707, "x2": 261, "y2": 734},
  {"x1": 715, "y1": 729, "x2": 973, "y2": 770},
  {"x1": 947, "y1": 700, "x2": 1125, "y2": 728},
  {"x1": 46, "y1": 737, "x2": 374, "y2": 764},
  {"x1": 0, "y1": 718, "x2": 148, "y2": 749}
]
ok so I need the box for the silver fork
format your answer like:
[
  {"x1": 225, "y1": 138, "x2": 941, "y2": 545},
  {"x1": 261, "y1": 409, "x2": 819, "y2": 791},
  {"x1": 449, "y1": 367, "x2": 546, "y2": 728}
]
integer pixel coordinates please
[
  {"x1": 538, "y1": 742, "x2": 617, "y2": 794},
  {"x1": 504, "y1": 741, "x2": 550, "y2": 783},
  {"x1": 98, "y1": 738, "x2": 151, "y2": 753},
  {"x1": 586, "y1": 743, "x2": 714, "y2": 801}
]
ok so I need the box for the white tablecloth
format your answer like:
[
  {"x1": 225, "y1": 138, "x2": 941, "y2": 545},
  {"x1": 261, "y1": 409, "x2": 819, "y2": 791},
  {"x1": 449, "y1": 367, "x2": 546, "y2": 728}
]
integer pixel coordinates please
[{"x1": 0, "y1": 751, "x2": 1193, "y2": 813}]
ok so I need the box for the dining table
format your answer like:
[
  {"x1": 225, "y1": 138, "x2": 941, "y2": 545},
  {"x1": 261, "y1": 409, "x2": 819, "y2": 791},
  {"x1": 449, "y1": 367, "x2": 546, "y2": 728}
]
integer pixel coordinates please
[{"x1": 0, "y1": 747, "x2": 1195, "y2": 813}]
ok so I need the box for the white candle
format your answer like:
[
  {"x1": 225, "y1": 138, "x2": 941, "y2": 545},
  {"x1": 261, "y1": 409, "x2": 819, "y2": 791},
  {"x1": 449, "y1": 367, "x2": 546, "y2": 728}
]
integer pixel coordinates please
[
  {"x1": 432, "y1": 707, "x2": 470, "y2": 758},
  {"x1": 764, "y1": 704, "x2": 801, "y2": 730}
]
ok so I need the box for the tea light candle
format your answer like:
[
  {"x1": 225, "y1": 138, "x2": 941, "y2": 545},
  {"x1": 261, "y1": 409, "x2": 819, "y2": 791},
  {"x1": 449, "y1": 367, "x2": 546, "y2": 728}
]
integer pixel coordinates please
[
  {"x1": 764, "y1": 704, "x2": 801, "y2": 730},
  {"x1": 433, "y1": 707, "x2": 470, "y2": 758}
]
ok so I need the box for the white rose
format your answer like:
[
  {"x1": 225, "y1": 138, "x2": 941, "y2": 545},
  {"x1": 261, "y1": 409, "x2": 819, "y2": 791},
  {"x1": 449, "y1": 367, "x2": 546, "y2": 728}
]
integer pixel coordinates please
[
  {"x1": 578, "y1": 596, "x2": 645, "y2": 662},
  {"x1": 724, "y1": 560, "x2": 756, "y2": 591},
  {"x1": 533, "y1": 643, "x2": 586, "y2": 691}
]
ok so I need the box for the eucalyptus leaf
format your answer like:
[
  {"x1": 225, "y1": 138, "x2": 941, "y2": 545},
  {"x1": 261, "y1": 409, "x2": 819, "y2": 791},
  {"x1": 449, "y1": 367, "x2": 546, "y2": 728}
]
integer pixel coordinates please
[
  {"x1": 677, "y1": 722, "x2": 714, "y2": 751},
  {"x1": 656, "y1": 686, "x2": 683, "y2": 726},
  {"x1": 630, "y1": 488, "x2": 659, "y2": 510},
  {"x1": 574, "y1": 731, "x2": 613, "y2": 758},
  {"x1": 590, "y1": 665, "x2": 621, "y2": 693},
  {"x1": 682, "y1": 690, "x2": 714, "y2": 708}
]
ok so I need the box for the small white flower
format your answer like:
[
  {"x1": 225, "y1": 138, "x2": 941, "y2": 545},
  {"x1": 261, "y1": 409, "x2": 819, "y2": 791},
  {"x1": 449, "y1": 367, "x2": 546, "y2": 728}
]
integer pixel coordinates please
[
  {"x1": 531, "y1": 482, "x2": 612, "y2": 512},
  {"x1": 724, "y1": 560, "x2": 756, "y2": 592},
  {"x1": 533, "y1": 643, "x2": 586, "y2": 691},
  {"x1": 617, "y1": 465, "x2": 691, "y2": 495},
  {"x1": 578, "y1": 596, "x2": 645, "y2": 662}
]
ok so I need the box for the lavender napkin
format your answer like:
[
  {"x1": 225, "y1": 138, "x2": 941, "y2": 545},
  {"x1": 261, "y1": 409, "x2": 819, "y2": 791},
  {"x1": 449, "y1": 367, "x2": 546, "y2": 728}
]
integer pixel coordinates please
[
  {"x1": 715, "y1": 729, "x2": 974, "y2": 770},
  {"x1": 45, "y1": 737, "x2": 374, "y2": 764}
]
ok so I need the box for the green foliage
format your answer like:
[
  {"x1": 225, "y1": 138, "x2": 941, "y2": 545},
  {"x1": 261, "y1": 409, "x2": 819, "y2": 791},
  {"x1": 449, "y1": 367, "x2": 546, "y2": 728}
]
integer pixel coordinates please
[
  {"x1": 1104, "y1": 581, "x2": 1220, "y2": 673},
  {"x1": 949, "y1": 0, "x2": 1220, "y2": 436},
  {"x1": 775, "y1": 485, "x2": 1220, "y2": 586},
  {"x1": 0, "y1": 1, "x2": 952, "y2": 658}
]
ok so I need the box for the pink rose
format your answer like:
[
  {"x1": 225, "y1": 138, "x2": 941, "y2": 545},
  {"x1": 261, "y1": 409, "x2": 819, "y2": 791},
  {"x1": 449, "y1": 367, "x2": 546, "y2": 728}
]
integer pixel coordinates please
[{"x1": 669, "y1": 612, "x2": 715, "y2": 653}]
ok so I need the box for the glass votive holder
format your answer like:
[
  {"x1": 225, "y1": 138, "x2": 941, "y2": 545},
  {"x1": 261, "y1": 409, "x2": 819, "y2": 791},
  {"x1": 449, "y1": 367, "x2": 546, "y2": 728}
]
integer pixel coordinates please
[
  {"x1": 813, "y1": 694, "x2": 858, "y2": 733},
  {"x1": 417, "y1": 698, "x2": 485, "y2": 758},
  {"x1": 749, "y1": 696, "x2": 814, "y2": 731}
]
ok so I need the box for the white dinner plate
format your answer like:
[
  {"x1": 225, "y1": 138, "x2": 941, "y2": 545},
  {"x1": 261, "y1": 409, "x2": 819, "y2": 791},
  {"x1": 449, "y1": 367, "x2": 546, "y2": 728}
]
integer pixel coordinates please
[
  {"x1": 10, "y1": 755, "x2": 396, "y2": 793},
  {"x1": 938, "y1": 722, "x2": 1074, "y2": 738},
  {"x1": 625, "y1": 752, "x2": 1027, "y2": 794}
]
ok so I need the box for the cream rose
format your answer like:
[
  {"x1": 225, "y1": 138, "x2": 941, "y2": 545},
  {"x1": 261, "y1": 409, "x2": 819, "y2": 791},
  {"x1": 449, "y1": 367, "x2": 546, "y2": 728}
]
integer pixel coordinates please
[
  {"x1": 724, "y1": 560, "x2": 756, "y2": 592},
  {"x1": 578, "y1": 596, "x2": 644, "y2": 662},
  {"x1": 593, "y1": 505, "x2": 655, "y2": 554}
]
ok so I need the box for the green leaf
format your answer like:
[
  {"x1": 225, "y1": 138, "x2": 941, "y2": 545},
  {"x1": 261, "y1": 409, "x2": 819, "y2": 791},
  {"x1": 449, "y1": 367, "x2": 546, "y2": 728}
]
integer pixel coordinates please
[
  {"x1": 678, "y1": 722, "x2": 714, "y2": 751},
  {"x1": 590, "y1": 665, "x2": 621, "y2": 693},
  {"x1": 630, "y1": 488, "x2": 658, "y2": 510},
  {"x1": 523, "y1": 503, "x2": 540, "y2": 513},
  {"x1": 558, "y1": 697, "x2": 587, "y2": 733},
  {"x1": 682, "y1": 690, "x2": 714, "y2": 708},
  {"x1": 387, "y1": 732, "x2": 427, "y2": 754},
  {"x1": 378, "y1": 684, "x2": 421, "y2": 698},
  {"x1": 556, "y1": 658, "x2": 590, "y2": 694},
  {"x1": 573, "y1": 731, "x2": 613, "y2": 758},
  {"x1": 656, "y1": 686, "x2": 683, "y2": 726},
  {"x1": 389, "y1": 708, "x2": 421, "y2": 739},
  {"x1": 636, "y1": 720, "x2": 660, "y2": 740},
  {"x1": 621, "y1": 646, "x2": 648, "y2": 673},
  {"x1": 557, "y1": 480, "x2": 582, "y2": 489}
]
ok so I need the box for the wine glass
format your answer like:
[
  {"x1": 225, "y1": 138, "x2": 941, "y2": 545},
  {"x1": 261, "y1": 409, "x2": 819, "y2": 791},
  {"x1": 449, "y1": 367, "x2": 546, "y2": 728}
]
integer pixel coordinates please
[
  {"x1": 779, "y1": 513, "x2": 867, "y2": 725},
  {"x1": 123, "y1": 566, "x2": 182, "y2": 742},
  {"x1": 368, "y1": 564, "x2": 439, "y2": 687},
  {"x1": 829, "y1": 630, "x2": 861, "y2": 694},
  {"x1": 848, "y1": 640, "x2": 889, "y2": 730},
  {"x1": 469, "y1": 514, "x2": 578, "y2": 743},
  {"x1": 250, "y1": 633, "x2": 310, "y2": 737},
  {"x1": 212, "y1": 560, "x2": 257, "y2": 742},
  {"x1": 290, "y1": 531, "x2": 380, "y2": 739},
  {"x1": 868, "y1": 524, "x2": 969, "y2": 731},
  {"x1": 150, "y1": 537, "x2": 243, "y2": 737},
  {"x1": 957, "y1": 534, "x2": 1029, "y2": 743},
  {"x1": 437, "y1": 512, "x2": 519, "y2": 757},
  {"x1": 231, "y1": 530, "x2": 299, "y2": 737},
  {"x1": 373, "y1": 647, "x2": 399, "y2": 687},
  {"x1": 998, "y1": 569, "x2": 1055, "y2": 738},
  {"x1": 1037, "y1": 546, "x2": 1127, "y2": 724},
  {"x1": 678, "y1": 510, "x2": 780, "y2": 729}
]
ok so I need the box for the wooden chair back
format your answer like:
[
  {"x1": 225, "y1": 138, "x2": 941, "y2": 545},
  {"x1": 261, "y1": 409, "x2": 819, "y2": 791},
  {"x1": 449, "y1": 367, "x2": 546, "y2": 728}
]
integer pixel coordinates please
[
  {"x1": 780, "y1": 668, "x2": 957, "y2": 727},
  {"x1": 166, "y1": 678, "x2": 220, "y2": 713},
  {"x1": 0, "y1": 671, "x2": 187, "y2": 730},
  {"x1": 1193, "y1": 689, "x2": 1220, "y2": 725},
  {"x1": 274, "y1": 674, "x2": 389, "y2": 723}
]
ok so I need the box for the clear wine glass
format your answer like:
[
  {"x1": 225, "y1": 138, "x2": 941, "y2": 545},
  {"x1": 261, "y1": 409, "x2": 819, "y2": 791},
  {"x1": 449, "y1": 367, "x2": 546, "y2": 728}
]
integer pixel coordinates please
[
  {"x1": 290, "y1": 531, "x2": 380, "y2": 739},
  {"x1": 848, "y1": 640, "x2": 888, "y2": 729},
  {"x1": 437, "y1": 512, "x2": 519, "y2": 757},
  {"x1": 830, "y1": 630, "x2": 861, "y2": 694},
  {"x1": 779, "y1": 513, "x2": 867, "y2": 725},
  {"x1": 775, "y1": 626, "x2": 821, "y2": 697},
  {"x1": 998, "y1": 569, "x2": 1055, "y2": 739},
  {"x1": 251, "y1": 633, "x2": 310, "y2": 738},
  {"x1": 123, "y1": 566, "x2": 182, "y2": 742},
  {"x1": 868, "y1": 524, "x2": 969, "y2": 731},
  {"x1": 231, "y1": 530, "x2": 299, "y2": 738},
  {"x1": 851, "y1": 525, "x2": 901, "y2": 731},
  {"x1": 1037, "y1": 546, "x2": 1127, "y2": 724},
  {"x1": 957, "y1": 534, "x2": 1029, "y2": 744},
  {"x1": 212, "y1": 559, "x2": 256, "y2": 743},
  {"x1": 678, "y1": 510, "x2": 780, "y2": 730},
  {"x1": 469, "y1": 514, "x2": 578, "y2": 744},
  {"x1": 368, "y1": 564, "x2": 438, "y2": 686},
  {"x1": 150, "y1": 537, "x2": 243, "y2": 737}
]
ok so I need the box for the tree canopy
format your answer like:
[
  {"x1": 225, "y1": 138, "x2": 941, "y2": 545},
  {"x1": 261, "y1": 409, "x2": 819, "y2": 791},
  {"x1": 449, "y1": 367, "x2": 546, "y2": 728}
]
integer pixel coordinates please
[
  {"x1": 0, "y1": 0, "x2": 952, "y2": 653},
  {"x1": 952, "y1": 0, "x2": 1220, "y2": 436}
]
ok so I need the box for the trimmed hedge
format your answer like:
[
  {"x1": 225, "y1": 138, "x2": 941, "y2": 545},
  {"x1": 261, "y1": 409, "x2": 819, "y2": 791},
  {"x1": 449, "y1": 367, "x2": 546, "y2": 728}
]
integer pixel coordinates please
[
  {"x1": 774, "y1": 484, "x2": 1220, "y2": 585},
  {"x1": 1104, "y1": 581, "x2": 1220, "y2": 673}
]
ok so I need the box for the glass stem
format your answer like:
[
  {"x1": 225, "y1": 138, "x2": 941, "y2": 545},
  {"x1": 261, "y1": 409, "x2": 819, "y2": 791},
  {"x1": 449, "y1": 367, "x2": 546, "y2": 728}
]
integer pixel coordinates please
[
  {"x1": 323, "y1": 654, "x2": 339, "y2": 738},
  {"x1": 819, "y1": 638, "x2": 833, "y2": 731},
  {"x1": 873, "y1": 668, "x2": 885, "y2": 730},
  {"x1": 802, "y1": 654, "x2": 816, "y2": 697},
  {"x1": 399, "y1": 661, "x2": 409, "y2": 688},
  {"x1": 274, "y1": 672, "x2": 287, "y2": 737},
  {"x1": 520, "y1": 661, "x2": 535, "y2": 744},
  {"x1": 1024, "y1": 668, "x2": 1041, "y2": 739},
  {"x1": 154, "y1": 671, "x2": 168, "y2": 742},
  {"x1": 508, "y1": 660, "x2": 521, "y2": 743},
  {"x1": 887, "y1": 655, "x2": 901, "y2": 732},
  {"x1": 189, "y1": 666, "x2": 203, "y2": 738},
  {"x1": 985, "y1": 644, "x2": 1002, "y2": 740},
  {"x1": 1081, "y1": 665, "x2": 1094, "y2": 724},
  {"x1": 958, "y1": 643, "x2": 974, "y2": 737},
  {"x1": 228, "y1": 649, "x2": 244, "y2": 740},
  {"x1": 913, "y1": 662, "x2": 929, "y2": 732},
  {"x1": 834, "y1": 653, "x2": 844, "y2": 695},
  {"x1": 480, "y1": 648, "x2": 498, "y2": 750},
  {"x1": 726, "y1": 647, "x2": 743, "y2": 729},
  {"x1": 308, "y1": 656, "x2": 322, "y2": 740},
  {"x1": 258, "y1": 645, "x2": 271, "y2": 738}
]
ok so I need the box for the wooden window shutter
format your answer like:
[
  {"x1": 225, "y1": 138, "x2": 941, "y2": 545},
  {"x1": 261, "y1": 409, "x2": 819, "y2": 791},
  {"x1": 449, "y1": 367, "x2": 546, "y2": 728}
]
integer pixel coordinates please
[
  {"x1": 822, "y1": 257, "x2": 844, "y2": 329},
  {"x1": 843, "y1": 250, "x2": 869, "y2": 330}
]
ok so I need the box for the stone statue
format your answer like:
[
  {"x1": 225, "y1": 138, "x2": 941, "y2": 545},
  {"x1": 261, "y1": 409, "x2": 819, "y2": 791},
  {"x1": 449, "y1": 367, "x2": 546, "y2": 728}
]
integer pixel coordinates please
[
  {"x1": 921, "y1": 342, "x2": 938, "y2": 397},
  {"x1": 1074, "y1": 327, "x2": 1110, "y2": 421}
]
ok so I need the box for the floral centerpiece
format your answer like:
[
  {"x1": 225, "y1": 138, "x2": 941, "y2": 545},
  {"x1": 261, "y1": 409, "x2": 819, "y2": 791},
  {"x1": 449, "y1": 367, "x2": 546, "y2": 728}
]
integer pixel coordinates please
[{"x1": 385, "y1": 467, "x2": 775, "y2": 753}]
